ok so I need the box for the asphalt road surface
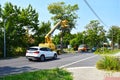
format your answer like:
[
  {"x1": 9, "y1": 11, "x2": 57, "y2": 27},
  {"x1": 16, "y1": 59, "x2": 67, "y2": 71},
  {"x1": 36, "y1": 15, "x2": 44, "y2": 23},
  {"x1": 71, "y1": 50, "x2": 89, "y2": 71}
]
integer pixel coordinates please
[{"x1": 0, "y1": 52, "x2": 100, "y2": 76}]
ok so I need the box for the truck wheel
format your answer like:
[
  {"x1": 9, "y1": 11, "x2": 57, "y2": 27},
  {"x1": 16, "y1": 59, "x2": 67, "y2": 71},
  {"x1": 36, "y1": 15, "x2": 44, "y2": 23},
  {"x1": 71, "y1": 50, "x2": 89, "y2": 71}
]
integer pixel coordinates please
[{"x1": 57, "y1": 50, "x2": 61, "y2": 55}]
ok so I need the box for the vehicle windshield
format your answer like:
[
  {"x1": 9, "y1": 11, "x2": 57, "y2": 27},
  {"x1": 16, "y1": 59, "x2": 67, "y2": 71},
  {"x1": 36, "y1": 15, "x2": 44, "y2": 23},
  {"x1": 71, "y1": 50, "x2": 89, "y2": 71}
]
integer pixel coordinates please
[{"x1": 79, "y1": 44, "x2": 85, "y2": 47}]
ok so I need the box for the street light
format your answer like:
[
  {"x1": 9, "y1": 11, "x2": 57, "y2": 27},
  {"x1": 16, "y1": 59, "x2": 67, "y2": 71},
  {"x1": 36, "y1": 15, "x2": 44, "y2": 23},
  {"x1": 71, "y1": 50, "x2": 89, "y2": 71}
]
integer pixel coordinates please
[{"x1": 2, "y1": 13, "x2": 17, "y2": 58}]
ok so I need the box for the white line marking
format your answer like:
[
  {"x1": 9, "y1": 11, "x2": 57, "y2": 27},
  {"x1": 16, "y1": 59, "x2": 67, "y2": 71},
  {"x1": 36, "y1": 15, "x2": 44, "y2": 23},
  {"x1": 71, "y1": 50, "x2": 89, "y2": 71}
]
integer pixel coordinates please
[
  {"x1": 67, "y1": 67, "x2": 95, "y2": 70},
  {"x1": 59, "y1": 55, "x2": 97, "y2": 68}
]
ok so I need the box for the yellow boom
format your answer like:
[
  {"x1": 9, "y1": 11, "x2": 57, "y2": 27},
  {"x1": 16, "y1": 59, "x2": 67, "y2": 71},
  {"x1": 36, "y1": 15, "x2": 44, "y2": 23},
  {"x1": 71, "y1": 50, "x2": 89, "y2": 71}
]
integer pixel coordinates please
[{"x1": 39, "y1": 20, "x2": 68, "y2": 51}]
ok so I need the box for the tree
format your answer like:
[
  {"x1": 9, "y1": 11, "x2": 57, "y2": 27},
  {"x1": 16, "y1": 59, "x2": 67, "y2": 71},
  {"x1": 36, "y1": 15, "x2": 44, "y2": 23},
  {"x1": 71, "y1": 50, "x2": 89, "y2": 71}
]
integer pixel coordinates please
[
  {"x1": 62, "y1": 32, "x2": 73, "y2": 47},
  {"x1": 53, "y1": 32, "x2": 73, "y2": 48},
  {"x1": 48, "y1": 2, "x2": 79, "y2": 52},
  {"x1": 107, "y1": 26, "x2": 120, "y2": 49},
  {"x1": 85, "y1": 20, "x2": 106, "y2": 48},
  {"x1": 34, "y1": 21, "x2": 51, "y2": 45},
  {"x1": 0, "y1": 2, "x2": 39, "y2": 56},
  {"x1": 70, "y1": 32, "x2": 83, "y2": 50},
  {"x1": 53, "y1": 34, "x2": 61, "y2": 45},
  {"x1": 0, "y1": 5, "x2": 3, "y2": 56},
  {"x1": 48, "y1": 2, "x2": 79, "y2": 31}
]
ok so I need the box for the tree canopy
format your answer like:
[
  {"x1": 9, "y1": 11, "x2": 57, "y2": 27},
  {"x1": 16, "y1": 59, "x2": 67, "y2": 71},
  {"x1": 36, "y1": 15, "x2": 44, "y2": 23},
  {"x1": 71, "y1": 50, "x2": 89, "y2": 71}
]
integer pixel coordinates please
[
  {"x1": 34, "y1": 21, "x2": 51, "y2": 45},
  {"x1": 48, "y1": 2, "x2": 79, "y2": 32},
  {"x1": 0, "y1": 2, "x2": 39, "y2": 56},
  {"x1": 85, "y1": 20, "x2": 106, "y2": 48},
  {"x1": 107, "y1": 26, "x2": 120, "y2": 49}
]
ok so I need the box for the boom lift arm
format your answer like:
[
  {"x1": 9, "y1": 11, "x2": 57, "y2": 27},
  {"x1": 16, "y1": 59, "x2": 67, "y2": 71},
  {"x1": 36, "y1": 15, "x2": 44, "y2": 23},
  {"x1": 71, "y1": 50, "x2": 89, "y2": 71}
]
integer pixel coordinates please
[
  {"x1": 45, "y1": 21, "x2": 61, "y2": 43},
  {"x1": 39, "y1": 20, "x2": 68, "y2": 51}
]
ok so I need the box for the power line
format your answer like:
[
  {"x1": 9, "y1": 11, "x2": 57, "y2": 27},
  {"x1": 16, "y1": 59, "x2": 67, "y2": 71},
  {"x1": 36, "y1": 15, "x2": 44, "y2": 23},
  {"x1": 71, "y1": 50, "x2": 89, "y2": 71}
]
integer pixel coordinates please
[{"x1": 83, "y1": 0, "x2": 108, "y2": 27}]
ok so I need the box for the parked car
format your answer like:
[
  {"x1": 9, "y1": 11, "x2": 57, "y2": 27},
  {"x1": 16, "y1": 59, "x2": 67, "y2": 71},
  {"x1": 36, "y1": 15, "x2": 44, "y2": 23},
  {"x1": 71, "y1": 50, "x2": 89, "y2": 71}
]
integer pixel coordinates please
[
  {"x1": 26, "y1": 46, "x2": 57, "y2": 61},
  {"x1": 92, "y1": 47, "x2": 97, "y2": 52},
  {"x1": 78, "y1": 44, "x2": 90, "y2": 52}
]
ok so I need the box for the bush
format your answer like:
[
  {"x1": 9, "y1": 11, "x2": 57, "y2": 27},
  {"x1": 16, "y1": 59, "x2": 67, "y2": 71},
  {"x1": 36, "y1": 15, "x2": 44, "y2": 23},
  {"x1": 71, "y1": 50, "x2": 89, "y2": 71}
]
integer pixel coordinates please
[
  {"x1": 94, "y1": 47, "x2": 110, "y2": 54},
  {"x1": 96, "y1": 56, "x2": 120, "y2": 72},
  {"x1": 6, "y1": 47, "x2": 26, "y2": 57},
  {"x1": 12, "y1": 47, "x2": 26, "y2": 56},
  {"x1": 63, "y1": 48, "x2": 76, "y2": 53}
]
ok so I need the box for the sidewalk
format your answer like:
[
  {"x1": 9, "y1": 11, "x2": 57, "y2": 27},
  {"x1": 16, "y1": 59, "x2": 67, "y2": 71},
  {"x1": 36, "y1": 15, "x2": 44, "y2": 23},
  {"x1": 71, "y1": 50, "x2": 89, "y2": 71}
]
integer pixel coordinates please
[
  {"x1": 114, "y1": 52, "x2": 120, "y2": 56},
  {"x1": 67, "y1": 52, "x2": 120, "y2": 80},
  {"x1": 67, "y1": 67, "x2": 120, "y2": 80}
]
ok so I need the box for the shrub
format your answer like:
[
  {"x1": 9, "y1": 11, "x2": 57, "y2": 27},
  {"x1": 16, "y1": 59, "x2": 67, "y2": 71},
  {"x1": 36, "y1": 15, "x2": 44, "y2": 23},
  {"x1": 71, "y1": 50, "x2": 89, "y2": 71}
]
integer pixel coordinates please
[
  {"x1": 96, "y1": 56, "x2": 120, "y2": 72},
  {"x1": 6, "y1": 47, "x2": 26, "y2": 57},
  {"x1": 94, "y1": 48, "x2": 120, "y2": 55},
  {"x1": 94, "y1": 47, "x2": 110, "y2": 54}
]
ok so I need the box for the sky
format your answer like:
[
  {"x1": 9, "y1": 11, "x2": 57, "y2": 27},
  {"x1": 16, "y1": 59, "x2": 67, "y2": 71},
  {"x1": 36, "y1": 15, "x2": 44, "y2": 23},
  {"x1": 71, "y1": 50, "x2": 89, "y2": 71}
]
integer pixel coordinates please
[{"x1": 0, "y1": 0, "x2": 120, "y2": 35}]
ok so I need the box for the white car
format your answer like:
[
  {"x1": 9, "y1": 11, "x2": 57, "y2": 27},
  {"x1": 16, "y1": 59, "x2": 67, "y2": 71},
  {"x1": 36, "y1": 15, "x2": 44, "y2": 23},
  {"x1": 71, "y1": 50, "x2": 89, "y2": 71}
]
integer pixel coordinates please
[{"x1": 26, "y1": 46, "x2": 57, "y2": 61}]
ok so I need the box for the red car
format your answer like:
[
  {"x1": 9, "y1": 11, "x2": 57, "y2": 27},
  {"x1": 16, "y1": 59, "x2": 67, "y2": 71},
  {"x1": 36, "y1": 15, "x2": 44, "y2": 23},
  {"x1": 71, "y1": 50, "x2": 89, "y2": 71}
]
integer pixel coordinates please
[{"x1": 78, "y1": 44, "x2": 89, "y2": 52}]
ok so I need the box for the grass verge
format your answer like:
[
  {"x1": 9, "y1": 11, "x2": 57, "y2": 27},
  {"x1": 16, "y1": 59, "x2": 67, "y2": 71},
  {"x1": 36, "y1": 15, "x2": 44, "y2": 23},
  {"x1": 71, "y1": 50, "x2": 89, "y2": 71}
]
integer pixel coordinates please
[
  {"x1": 0, "y1": 68, "x2": 73, "y2": 80},
  {"x1": 94, "y1": 48, "x2": 120, "y2": 55},
  {"x1": 63, "y1": 48, "x2": 77, "y2": 53}
]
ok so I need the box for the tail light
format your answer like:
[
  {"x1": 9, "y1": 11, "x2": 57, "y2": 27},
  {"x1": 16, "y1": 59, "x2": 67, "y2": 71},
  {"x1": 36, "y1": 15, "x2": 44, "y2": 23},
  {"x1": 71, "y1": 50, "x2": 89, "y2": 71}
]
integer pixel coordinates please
[{"x1": 34, "y1": 51, "x2": 39, "y2": 54}]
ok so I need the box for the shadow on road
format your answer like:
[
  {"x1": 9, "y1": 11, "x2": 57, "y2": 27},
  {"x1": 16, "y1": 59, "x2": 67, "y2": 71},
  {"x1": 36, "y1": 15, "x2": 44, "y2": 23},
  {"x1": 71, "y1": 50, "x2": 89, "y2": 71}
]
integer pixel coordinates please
[
  {"x1": 0, "y1": 66, "x2": 37, "y2": 76},
  {"x1": 45, "y1": 58, "x2": 61, "y2": 62},
  {"x1": 30, "y1": 58, "x2": 61, "y2": 62}
]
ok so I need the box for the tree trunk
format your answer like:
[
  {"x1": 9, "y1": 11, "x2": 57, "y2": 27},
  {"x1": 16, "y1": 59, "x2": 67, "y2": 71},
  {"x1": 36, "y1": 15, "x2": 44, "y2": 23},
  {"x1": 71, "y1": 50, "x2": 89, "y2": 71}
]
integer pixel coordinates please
[
  {"x1": 60, "y1": 29, "x2": 63, "y2": 53},
  {"x1": 118, "y1": 41, "x2": 120, "y2": 49},
  {"x1": 111, "y1": 41, "x2": 114, "y2": 50}
]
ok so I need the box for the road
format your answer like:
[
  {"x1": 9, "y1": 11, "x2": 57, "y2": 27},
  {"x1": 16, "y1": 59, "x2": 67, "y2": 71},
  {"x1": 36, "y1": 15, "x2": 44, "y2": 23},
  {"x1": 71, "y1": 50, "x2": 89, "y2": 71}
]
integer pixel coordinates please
[{"x1": 0, "y1": 52, "x2": 100, "y2": 76}]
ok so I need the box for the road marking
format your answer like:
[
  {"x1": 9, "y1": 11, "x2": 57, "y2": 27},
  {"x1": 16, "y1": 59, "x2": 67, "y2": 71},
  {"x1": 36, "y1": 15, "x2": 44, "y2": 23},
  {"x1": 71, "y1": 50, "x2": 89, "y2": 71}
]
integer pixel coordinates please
[
  {"x1": 59, "y1": 55, "x2": 97, "y2": 68},
  {"x1": 67, "y1": 66, "x2": 95, "y2": 70}
]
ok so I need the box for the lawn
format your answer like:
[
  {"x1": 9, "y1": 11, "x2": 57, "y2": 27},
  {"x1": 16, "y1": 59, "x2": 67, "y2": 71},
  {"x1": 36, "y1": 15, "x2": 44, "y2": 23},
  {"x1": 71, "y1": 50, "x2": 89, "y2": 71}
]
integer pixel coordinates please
[{"x1": 0, "y1": 68, "x2": 73, "y2": 80}]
